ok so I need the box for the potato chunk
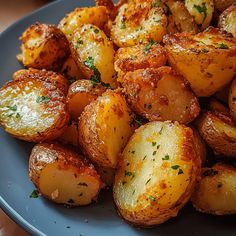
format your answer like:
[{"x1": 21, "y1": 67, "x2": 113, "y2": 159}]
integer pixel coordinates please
[
  {"x1": 114, "y1": 43, "x2": 167, "y2": 83},
  {"x1": 17, "y1": 23, "x2": 69, "y2": 71},
  {"x1": 78, "y1": 90, "x2": 135, "y2": 168},
  {"x1": 29, "y1": 142, "x2": 102, "y2": 206},
  {"x1": 164, "y1": 27, "x2": 236, "y2": 97},
  {"x1": 70, "y1": 24, "x2": 117, "y2": 88},
  {"x1": 58, "y1": 6, "x2": 109, "y2": 39},
  {"x1": 111, "y1": 0, "x2": 167, "y2": 47},
  {"x1": 113, "y1": 121, "x2": 201, "y2": 226},
  {"x1": 0, "y1": 78, "x2": 69, "y2": 142},
  {"x1": 123, "y1": 67, "x2": 200, "y2": 124},
  {"x1": 67, "y1": 80, "x2": 106, "y2": 120},
  {"x1": 229, "y1": 78, "x2": 236, "y2": 121},
  {"x1": 196, "y1": 111, "x2": 236, "y2": 157},
  {"x1": 215, "y1": 0, "x2": 236, "y2": 13},
  {"x1": 192, "y1": 163, "x2": 236, "y2": 215}
]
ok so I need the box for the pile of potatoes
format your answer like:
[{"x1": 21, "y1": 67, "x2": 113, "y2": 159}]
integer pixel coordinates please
[{"x1": 0, "y1": 0, "x2": 236, "y2": 227}]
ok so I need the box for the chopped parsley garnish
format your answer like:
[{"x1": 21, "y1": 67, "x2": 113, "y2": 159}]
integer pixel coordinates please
[
  {"x1": 131, "y1": 114, "x2": 146, "y2": 127},
  {"x1": 83, "y1": 56, "x2": 112, "y2": 88},
  {"x1": 143, "y1": 155, "x2": 147, "y2": 160},
  {"x1": 30, "y1": 190, "x2": 39, "y2": 198},
  {"x1": 7, "y1": 105, "x2": 17, "y2": 111},
  {"x1": 162, "y1": 154, "x2": 170, "y2": 160},
  {"x1": 178, "y1": 169, "x2": 184, "y2": 175},
  {"x1": 36, "y1": 96, "x2": 49, "y2": 104},
  {"x1": 153, "y1": 151, "x2": 157, "y2": 156},
  {"x1": 146, "y1": 178, "x2": 151, "y2": 184},
  {"x1": 120, "y1": 22, "x2": 126, "y2": 29},
  {"x1": 201, "y1": 48, "x2": 209, "y2": 53},
  {"x1": 76, "y1": 38, "x2": 83, "y2": 47},
  {"x1": 125, "y1": 170, "x2": 134, "y2": 177},
  {"x1": 149, "y1": 195, "x2": 156, "y2": 201},
  {"x1": 194, "y1": 3, "x2": 207, "y2": 21},
  {"x1": 156, "y1": 145, "x2": 160, "y2": 149},
  {"x1": 152, "y1": 141, "x2": 157, "y2": 146},
  {"x1": 16, "y1": 113, "x2": 21, "y2": 119},
  {"x1": 217, "y1": 43, "x2": 229, "y2": 49},
  {"x1": 152, "y1": 0, "x2": 160, "y2": 7},
  {"x1": 171, "y1": 165, "x2": 180, "y2": 170},
  {"x1": 131, "y1": 150, "x2": 135, "y2": 154},
  {"x1": 94, "y1": 28, "x2": 99, "y2": 34},
  {"x1": 68, "y1": 78, "x2": 76, "y2": 84},
  {"x1": 143, "y1": 40, "x2": 156, "y2": 54}
]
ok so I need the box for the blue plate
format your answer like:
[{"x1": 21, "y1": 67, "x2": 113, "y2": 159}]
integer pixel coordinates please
[{"x1": 0, "y1": 0, "x2": 235, "y2": 235}]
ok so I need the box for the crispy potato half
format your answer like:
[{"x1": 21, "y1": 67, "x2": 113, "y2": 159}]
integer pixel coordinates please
[
  {"x1": 70, "y1": 24, "x2": 117, "y2": 88},
  {"x1": 13, "y1": 68, "x2": 69, "y2": 95},
  {"x1": 218, "y1": 4, "x2": 236, "y2": 38},
  {"x1": 29, "y1": 142, "x2": 102, "y2": 206},
  {"x1": 229, "y1": 78, "x2": 236, "y2": 120},
  {"x1": 123, "y1": 67, "x2": 200, "y2": 124},
  {"x1": 0, "y1": 78, "x2": 69, "y2": 142},
  {"x1": 164, "y1": 27, "x2": 236, "y2": 97},
  {"x1": 196, "y1": 111, "x2": 236, "y2": 157},
  {"x1": 111, "y1": 0, "x2": 167, "y2": 47},
  {"x1": 78, "y1": 90, "x2": 135, "y2": 168},
  {"x1": 113, "y1": 121, "x2": 201, "y2": 227},
  {"x1": 192, "y1": 163, "x2": 236, "y2": 215},
  {"x1": 185, "y1": 0, "x2": 214, "y2": 30},
  {"x1": 114, "y1": 43, "x2": 167, "y2": 83},
  {"x1": 67, "y1": 80, "x2": 106, "y2": 120},
  {"x1": 58, "y1": 6, "x2": 109, "y2": 39},
  {"x1": 17, "y1": 23, "x2": 69, "y2": 71}
]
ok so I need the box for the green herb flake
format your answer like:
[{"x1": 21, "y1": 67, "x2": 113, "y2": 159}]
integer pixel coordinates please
[
  {"x1": 217, "y1": 43, "x2": 229, "y2": 49},
  {"x1": 30, "y1": 190, "x2": 39, "y2": 198},
  {"x1": 146, "y1": 178, "x2": 151, "y2": 184},
  {"x1": 7, "y1": 104, "x2": 17, "y2": 111},
  {"x1": 171, "y1": 165, "x2": 180, "y2": 170},
  {"x1": 68, "y1": 78, "x2": 76, "y2": 84},
  {"x1": 178, "y1": 169, "x2": 184, "y2": 175},
  {"x1": 143, "y1": 40, "x2": 156, "y2": 54},
  {"x1": 76, "y1": 38, "x2": 83, "y2": 46},
  {"x1": 131, "y1": 150, "x2": 135, "y2": 154},
  {"x1": 149, "y1": 195, "x2": 156, "y2": 201},
  {"x1": 156, "y1": 145, "x2": 160, "y2": 150},
  {"x1": 16, "y1": 113, "x2": 21, "y2": 119},
  {"x1": 143, "y1": 155, "x2": 147, "y2": 160},
  {"x1": 193, "y1": 3, "x2": 207, "y2": 21},
  {"x1": 125, "y1": 170, "x2": 134, "y2": 177},
  {"x1": 201, "y1": 48, "x2": 209, "y2": 53},
  {"x1": 153, "y1": 151, "x2": 157, "y2": 156},
  {"x1": 36, "y1": 96, "x2": 50, "y2": 104},
  {"x1": 152, "y1": 141, "x2": 157, "y2": 146},
  {"x1": 162, "y1": 154, "x2": 170, "y2": 161},
  {"x1": 152, "y1": 0, "x2": 160, "y2": 7},
  {"x1": 94, "y1": 28, "x2": 99, "y2": 34},
  {"x1": 120, "y1": 22, "x2": 126, "y2": 29}
]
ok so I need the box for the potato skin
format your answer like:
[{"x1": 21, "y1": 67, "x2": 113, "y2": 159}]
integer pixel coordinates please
[
  {"x1": 192, "y1": 163, "x2": 236, "y2": 215},
  {"x1": 13, "y1": 68, "x2": 69, "y2": 95},
  {"x1": 164, "y1": 27, "x2": 236, "y2": 97},
  {"x1": 0, "y1": 78, "x2": 69, "y2": 142},
  {"x1": 78, "y1": 90, "x2": 135, "y2": 168},
  {"x1": 215, "y1": 0, "x2": 236, "y2": 13},
  {"x1": 122, "y1": 66, "x2": 200, "y2": 124},
  {"x1": 17, "y1": 23, "x2": 69, "y2": 71},
  {"x1": 67, "y1": 80, "x2": 106, "y2": 120},
  {"x1": 196, "y1": 111, "x2": 236, "y2": 157},
  {"x1": 114, "y1": 43, "x2": 167, "y2": 83},
  {"x1": 229, "y1": 78, "x2": 236, "y2": 121},
  {"x1": 29, "y1": 142, "x2": 102, "y2": 206},
  {"x1": 113, "y1": 121, "x2": 201, "y2": 227},
  {"x1": 218, "y1": 4, "x2": 236, "y2": 38}
]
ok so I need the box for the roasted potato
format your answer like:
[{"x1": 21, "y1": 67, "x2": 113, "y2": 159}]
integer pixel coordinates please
[
  {"x1": 166, "y1": 0, "x2": 199, "y2": 33},
  {"x1": 208, "y1": 98, "x2": 230, "y2": 115},
  {"x1": 229, "y1": 78, "x2": 236, "y2": 121},
  {"x1": 164, "y1": 27, "x2": 236, "y2": 97},
  {"x1": 17, "y1": 23, "x2": 69, "y2": 71},
  {"x1": 13, "y1": 68, "x2": 69, "y2": 95},
  {"x1": 111, "y1": 0, "x2": 167, "y2": 47},
  {"x1": 95, "y1": 165, "x2": 116, "y2": 186},
  {"x1": 192, "y1": 163, "x2": 236, "y2": 215},
  {"x1": 0, "y1": 78, "x2": 69, "y2": 142},
  {"x1": 58, "y1": 6, "x2": 109, "y2": 39},
  {"x1": 214, "y1": 0, "x2": 236, "y2": 13},
  {"x1": 60, "y1": 55, "x2": 85, "y2": 82},
  {"x1": 113, "y1": 121, "x2": 201, "y2": 227},
  {"x1": 185, "y1": 0, "x2": 214, "y2": 30},
  {"x1": 214, "y1": 83, "x2": 231, "y2": 104},
  {"x1": 29, "y1": 142, "x2": 102, "y2": 206},
  {"x1": 218, "y1": 4, "x2": 236, "y2": 38},
  {"x1": 67, "y1": 80, "x2": 106, "y2": 120},
  {"x1": 114, "y1": 43, "x2": 167, "y2": 83},
  {"x1": 196, "y1": 111, "x2": 236, "y2": 157},
  {"x1": 70, "y1": 24, "x2": 117, "y2": 88},
  {"x1": 122, "y1": 67, "x2": 200, "y2": 124},
  {"x1": 78, "y1": 90, "x2": 135, "y2": 168}
]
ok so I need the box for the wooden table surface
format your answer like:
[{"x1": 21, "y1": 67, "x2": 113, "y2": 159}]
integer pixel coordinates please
[{"x1": 0, "y1": 2, "x2": 49, "y2": 235}]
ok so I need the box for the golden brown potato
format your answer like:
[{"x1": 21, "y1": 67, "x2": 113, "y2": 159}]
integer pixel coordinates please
[
  {"x1": 13, "y1": 68, "x2": 69, "y2": 95},
  {"x1": 66, "y1": 80, "x2": 106, "y2": 120},
  {"x1": 70, "y1": 24, "x2": 117, "y2": 88},
  {"x1": 229, "y1": 78, "x2": 236, "y2": 121},
  {"x1": 95, "y1": 165, "x2": 116, "y2": 186},
  {"x1": 29, "y1": 142, "x2": 102, "y2": 206},
  {"x1": 185, "y1": 0, "x2": 214, "y2": 30},
  {"x1": 208, "y1": 98, "x2": 230, "y2": 115},
  {"x1": 78, "y1": 90, "x2": 135, "y2": 168},
  {"x1": 164, "y1": 27, "x2": 236, "y2": 97},
  {"x1": 114, "y1": 43, "x2": 167, "y2": 83},
  {"x1": 196, "y1": 111, "x2": 236, "y2": 157},
  {"x1": 113, "y1": 121, "x2": 201, "y2": 227},
  {"x1": 122, "y1": 67, "x2": 200, "y2": 124},
  {"x1": 215, "y1": 0, "x2": 236, "y2": 13},
  {"x1": 0, "y1": 78, "x2": 69, "y2": 142},
  {"x1": 17, "y1": 23, "x2": 69, "y2": 71},
  {"x1": 166, "y1": 0, "x2": 199, "y2": 33},
  {"x1": 219, "y1": 4, "x2": 236, "y2": 38},
  {"x1": 192, "y1": 163, "x2": 236, "y2": 215},
  {"x1": 60, "y1": 55, "x2": 85, "y2": 82},
  {"x1": 111, "y1": 0, "x2": 167, "y2": 47},
  {"x1": 58, "y1": 6, "x2": 109, "y2": 39}
]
